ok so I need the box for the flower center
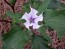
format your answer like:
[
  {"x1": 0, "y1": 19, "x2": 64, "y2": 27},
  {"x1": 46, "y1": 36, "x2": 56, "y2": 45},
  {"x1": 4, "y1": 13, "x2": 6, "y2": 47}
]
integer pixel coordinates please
[{"x1": 29, "y1": 16, "x2": 35, "y2": 23}]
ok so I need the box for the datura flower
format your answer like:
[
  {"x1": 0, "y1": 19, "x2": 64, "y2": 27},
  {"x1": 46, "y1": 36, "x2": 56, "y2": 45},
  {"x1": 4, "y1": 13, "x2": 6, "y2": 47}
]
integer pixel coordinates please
[{"x1": 21, "y1": 7, "x2": 43, "y2": 29}]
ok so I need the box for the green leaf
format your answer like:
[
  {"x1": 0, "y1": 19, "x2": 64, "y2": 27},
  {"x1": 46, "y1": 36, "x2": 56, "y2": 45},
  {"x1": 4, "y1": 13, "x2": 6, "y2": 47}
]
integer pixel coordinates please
[
  {"x1": 38, "y1": 0, "x2": 51, "y2": 14},
  {"x1": 2, "y1": 24, "x2": 30, "y2": 49},
  {"x1": 31, "y1": 35, "x2": 51, "y2": 49},
  {"x1": 48, "y1": 0, "x2": 65, "y2": 10},
  {"x1": 6, "y1": 11, "x2": 22, "y2": 23},
  {"x1": 39, "y1": 26, "x2": 52, "y2": 43},
  {"x1": 44, "y1": 9, "x2": 65, "y2": 39},
  {"x1": 9, "y1": 0, "x2": 16, "y2": 5}
]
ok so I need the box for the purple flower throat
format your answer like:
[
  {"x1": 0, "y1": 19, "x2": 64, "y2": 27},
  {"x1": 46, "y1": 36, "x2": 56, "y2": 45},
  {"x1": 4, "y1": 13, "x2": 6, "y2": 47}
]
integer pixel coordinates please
[{"x1": 29, "y1": 16, "x2": 35, "y2": 23}]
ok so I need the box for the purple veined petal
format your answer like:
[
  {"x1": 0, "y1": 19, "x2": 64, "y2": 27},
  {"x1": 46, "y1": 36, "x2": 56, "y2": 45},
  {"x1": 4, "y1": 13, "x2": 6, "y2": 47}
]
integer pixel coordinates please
[
  {"x1": 21, "y1": 12, "x2": 29, "y2": 21},
  {"x1": 33, "y1": 23, "x2": 41, "y2": 29},
  {"x1": 30, "y1": 7, "x2": 38, "y2": 15},
  {"x1": 34, "y1": 14, "x2": 43, "y2": 24},
  {"x1": 21, "y1": 7, "x2": 43, "y2": 30},
  {"x1": 28, "y1": 7, "x2": 38, "y2": 18},
  {"x1": 24, "y1": 22, "x2": 30, "y2": 29},
  {"x1": 32, "y1": 14, "x2": 38, "y2": 18},
  {"x1": 21, "y1": 12, "x2": 33, "y2": 22},
  {"x1": 27, "y1": 13, "x2": 32, "y2": 19}
]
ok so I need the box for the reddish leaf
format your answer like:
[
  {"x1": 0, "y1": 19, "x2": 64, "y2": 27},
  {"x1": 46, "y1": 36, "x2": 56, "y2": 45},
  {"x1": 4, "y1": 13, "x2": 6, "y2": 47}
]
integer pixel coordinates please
[
  {"x1": 4, "y1": 1, "x2": 13, "y2": 12},
  {"x1": 0, "y1": 40, "x2": 3, "y2": 49},
  {"x1": 6, "y1": 0, "x2": 9, "y2": 3},
  {"x1": 0, "y1": 22, "x2": 3, "y2": 49},
  {"x1": 24, "y1": 40, "x2": 31, "y2": 49},
  {"x1": 46, "y1": 27, "x2": 65, "y2": 49},
  {"x1": 0, "y1": 0, "x2": 5, "y2": 16},
  {"x1": 14, "y1": 0, "x2": 24, "y2": 13},
  {"x1": 24, "y1": 0, "x2": 29, "y2": 3},
  {"x1": 2, "y1": 17, "x2": 11, "y2": 34},
  {"x1": 0, "y1": 0, "x2": 13, "y2": 16},
  {"x1": 60, "y1": 0, "x2": 65, "y2": 4},
  {"x1": 60, "y1": 34, "x2": 65, "y2": 49}
]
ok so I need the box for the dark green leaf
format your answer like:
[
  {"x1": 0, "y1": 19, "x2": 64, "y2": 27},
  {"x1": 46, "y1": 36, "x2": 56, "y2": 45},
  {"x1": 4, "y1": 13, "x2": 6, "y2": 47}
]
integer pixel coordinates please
[
  {"x1": 44, "y1": 9, "x2": 65, "y2": 39},
  {"x1": 31, "y1": 35, "x2": 51, "y2": 49}
]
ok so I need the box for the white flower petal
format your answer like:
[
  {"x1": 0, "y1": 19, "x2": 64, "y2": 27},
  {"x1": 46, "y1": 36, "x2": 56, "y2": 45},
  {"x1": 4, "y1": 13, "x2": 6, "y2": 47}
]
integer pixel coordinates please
[
  {"x1": 31, "y1": 7, "x2": 38, "y2": 15},
  {"x1": 33, "y1": 23, "x2": 40, "y2": 29},
  {"x1": 24, "y1": 22, "x2": 30, "y2": 29},
  {"x1": 21, "y1": 12, "x2": 27, "y2": 19},
  {"x1": 21, "y1": 7, "x2": 43, "y2": 30},
  {"x1": 28, "y1": 7, "x2": 38, "y2": 18},
  {"x1": 32, "y1": 14, "x2": 38, "y2": 18},
  {"x1": 21, "y1": 12, "x2": 29, "y2": 21},
  {"x1": 35, "y1": 14, "x2": 43, "y2": 24}
]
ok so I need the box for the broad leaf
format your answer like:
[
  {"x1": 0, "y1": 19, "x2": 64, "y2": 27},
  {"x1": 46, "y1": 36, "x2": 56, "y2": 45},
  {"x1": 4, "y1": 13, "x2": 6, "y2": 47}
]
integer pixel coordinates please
[
  {"x1": 44, "y1": 9, "x2": 65, "y2": 39},
  {"x1": 31, "y1": 35, "x2": 51, "y2": 49},
  {"x1": 2, "y1": 24, "x2": 30, "y2": 49}
]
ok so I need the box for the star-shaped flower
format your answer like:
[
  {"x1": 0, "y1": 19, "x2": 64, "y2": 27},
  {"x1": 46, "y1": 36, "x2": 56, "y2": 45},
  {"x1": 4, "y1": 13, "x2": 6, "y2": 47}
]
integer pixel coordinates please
[{"x1": 21, "y1": 7, "x2": 43, "y2": 29}]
